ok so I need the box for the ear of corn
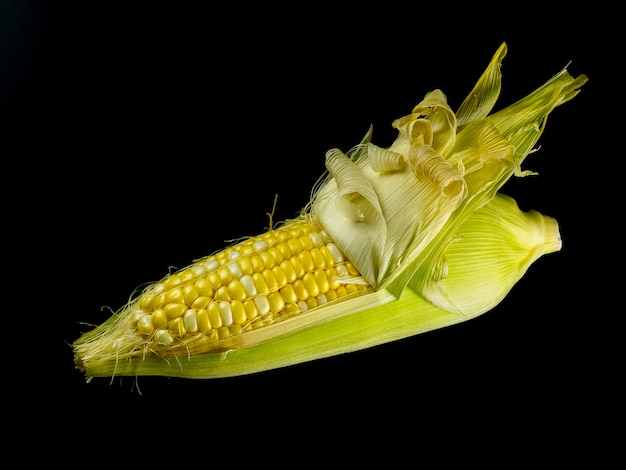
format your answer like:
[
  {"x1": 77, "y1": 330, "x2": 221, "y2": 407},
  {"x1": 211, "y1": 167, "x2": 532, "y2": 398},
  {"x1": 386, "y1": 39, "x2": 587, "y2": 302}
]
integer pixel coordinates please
[{"x1": 73, "y1": 43, "x2": 587, "y2": 380}]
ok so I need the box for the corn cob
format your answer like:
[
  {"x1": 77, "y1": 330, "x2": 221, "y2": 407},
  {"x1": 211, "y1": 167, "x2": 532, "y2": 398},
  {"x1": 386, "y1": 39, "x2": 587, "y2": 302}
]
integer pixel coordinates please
[{"x1": 73, "y1": 42, "x2": 587, "y2": 380}]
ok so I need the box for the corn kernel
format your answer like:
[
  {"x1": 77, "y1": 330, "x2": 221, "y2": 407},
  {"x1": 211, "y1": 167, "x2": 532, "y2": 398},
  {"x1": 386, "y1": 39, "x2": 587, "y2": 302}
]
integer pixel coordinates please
[
  {"x1": 169, "y1": 317, "x2": 187, "y2": 337},
  {"x1": 279, "y1": 285, "x2": 298, "y2": 304},
  {"x1": 154, "y1": 329, "x2": 174, "y2": 346},
  {"x1": 237, "y1": 256, "x2": 253, "y2": 275},
  {"x1": 302, "y1": 272, "x2": 320, "y2": 297},
  {"x1": 298, "y1": 251, "x2": 314, "y2": 272},
  {"x1": 268, "y1": 247, "x2": 283, "y2": 264},
  {"x1": 195, "y1": 278, "x2": 214, "y2": 297},
  {"x1": 219, "y1": 301, "x2": 233, "y2": 326},
  {"x1": 250, "y1": 254, "x2": 265, "y2": 272},
  {"x1": 260, "y1": 251, "x2": 275, "y2": 269},
  {"x1": 243, "y1": 299, "x2": 258, "y2": 320},
  {"x1": 227, "y1": 279, "x2": 247, "y2": 300},
  {"x1": 280, "y1": 260, "x2": 297, "y2": 284},
  {"x1": 183, "y1": 309, "x2": 198, "y2": 333},
  {"x1": 231, "y1": 301, "x2": 247, "y2": 325},
  {"x1": 313, "y1": 269, "x2": 330, "y2": 294},
  {"x1": 287, "y1": 238, "x2": 302, "y2": 256},
  {"x1": 139, "y1": 293, "x2": 154, "y2": 311},
  {"x1": 215, "y1": 285, "x2": 230, "y2": 301},
  {"x1": 136, "y1": 314, "x2": 154, "y2": 335},
  {"x1": 152, "y1": 308, "x2": 167, "y2": 328},
  {"x1": 218, "y1": 265, "x2": 232, "y2": 285},
  {"x1": 276, "y1": 242, "x2": 291, "y2": 260},
  {"x1": 268, "y1": 292, "x2": 285, "y2": 313},
  {"x1": 191, "y1": 295, "x2": 211, "y2": 309},
  {"x1": 309, "y1": 231, "x2": 324, "y2": 248},
  {"x1": 252, "y1": 272, "x2": 269, "y2": 295},
  {"x1": 299, "y1": 235, "x2": 314, "y2": 251},
  {"x1": 164, "y1": 303, "x2": 187, "y2": 320},
  {"x1": 290, "y1": 257, "x2": 305, "y2": 278},
  {"x1": 207, "y1": 302, "x2": 222, "y2": 328},
  {"x1": 196, "y1": 308, "x2": 211, "y2": 331},
  {"x1": 254, "y1": 295, "x2": 271, "y2": 316},
  {"x1": 272, "y1": 265, "x2": 287, "y2": 287},
  {"x1": 183, "y1": 284, "x2": 199, "y2": 306},
  {"x1": 293, "y1": 279, "x2": 308, "y2": 301},
  {"x1": 262, "y1": 269, "x2": 278, "y2": 291}
]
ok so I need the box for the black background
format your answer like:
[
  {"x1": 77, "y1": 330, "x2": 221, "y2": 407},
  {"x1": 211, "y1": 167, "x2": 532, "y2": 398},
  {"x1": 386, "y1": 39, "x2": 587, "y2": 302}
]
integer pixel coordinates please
[{"x1": 3, "y1": 1, "x2": 616, "y2": 464}]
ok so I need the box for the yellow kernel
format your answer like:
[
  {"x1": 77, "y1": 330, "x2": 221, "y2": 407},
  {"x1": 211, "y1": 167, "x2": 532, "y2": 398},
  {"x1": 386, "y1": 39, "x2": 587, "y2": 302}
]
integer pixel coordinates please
[
  {"x1": 136, "y1": 314, "x2": 154, "y2": 335},
  {"x1": 191, "y1": 295, "x2": 211, "y2": 309},
  {"x1": 250, "y1": 254, "x2": 265, "y2": 272},
  {"x1": 164, "y1": 303, "x2": 187, "y2": 320},
  {"x1": 178, "y1": 269, "x2": 195, "y2": 284},
  {"x1": 280, "y1": 260, "x2": 297, "y2": 284},
  {"x1": 313, "y1": 269, "x2": 330, "y2": 294},
  {"x1": 345, "y1": 262, "x2": 359, "y2": 276},
  {"x1": 139, "y1": 293, "x2": 154, "y2": 311},
  {"x1": 272, "y1": 265, "x2": 287, "y2": 287},
  {"x1": 287, "y1": 238, "x2": 303, "y2": 256},
  {"x1": 298, "y1": 251, "x2": 314, "y2": 272},
  {"x1": 183, "y1": 284, "x2": 199, "y2": 306},
  {"x1": 207, "y1": 271, "x2": 222, "y2": 290},
  {"x1": 276, "y1": 242, "x2": 291, "y2": 260},
  {"x1": 163, "y1": 274, "x2": 182, "y2": 290},
  {"x1": 168, "y1": 317, "x2": 187, "y2": 337},
  {"x1": 252, "y1": 272, "x2": 269, "y2": 295},
  {"x1": 326, "y1": 267, "x2": 341, "y2": 289},
  {"x1": 325, "y1": 289, "x2": 338, "y2": 301},
  {"x1": 228, "y1": 279, "x2": 247, "y2": 300},
  {"x1": 299, "y1": 235, "x2": 314, "y2": 251},
  {"x1": 184, "y1": 309, "x2": 198, "y2": 333},
  {"x1": 243, "y1": 299, "x2": 258, "y2": 320},
  {"x1": 165, "y1": 287, "x2": 184, "y2": 305},
  {"x1": 231, "y1": 301, "x2": 247, "y2": 325},
  {"x1": 218, "y1": 327, "x2": 231, "y2": 340},
  {"x1": 268, "y1": 247, "x2": 283, "y2": 264},
  {"x1": 195, "y1": 278, "x2": 214, "y2": 297},
  {"x1": 279, "y1": 285, "x2": 298, "y2": 304},
  {"x1": 268, "y1": 292, "x2": 285, "y2": 313},
  {"x1": 207, "y1": 302, "x2": 223, "y2": 328},
  {"x1": 290, "y1": 257, "x2": 305, "y2": 278},
  {"x1": 310, "y1": 248, "x2": 326, "y2": 269},
  {"x1": 260, "y1": 251, "x2": 275, "y2": 269},
  {"x1": 152, "y1": 309, "x2": 167, "y2": 328},
  {"x1": 262, "y1": 269, "x2": 278, "y2": 291},
  {"x1": 152, "y1": 292, "x2": 166, "y2": 309},
  {"x1": 336, "y1": 285, "x2": 347, "y2": 297},
  {"x1": 345, "y1": 283, "x2": 359, "y2": 293},
  {"x1": 293, "y1": 279, "x2": 308, "y2": 301},
  {"x1": 218, "y1": 265, "x2": 232, "y2": 284},
  {"x1": 197, "y1": 308, "x2": 211, "y2": 331},
  {"x1": 302, "y1": 272, "x2": 320, "y2": 297},
  {"x1": 237, "y1": 256, "x2": 253, "y2": 275},
  {"x1": 305, "y1": 297, "x2": 318, "y2": 309},
  {"x1": 215, "y1": 285, "x2": 230, "y2": 301},
  {"x1": 229, "y1": 324, "x2": 242, "y2": 336},
  {"x1": 320, "y1": 246, "x2": 335, "y2": 267}
]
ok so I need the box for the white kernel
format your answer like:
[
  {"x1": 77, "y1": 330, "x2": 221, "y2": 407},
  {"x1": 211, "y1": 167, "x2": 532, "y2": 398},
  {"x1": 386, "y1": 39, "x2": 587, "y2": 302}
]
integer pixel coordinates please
[
  {"x1": 254, "y1": 296, "x2": 271, "y2": 315},
  {"x1": 184, "y1": 309, "x2": 198, "y2": 333},
  {"x1": 227, "y1": 261, "x2": 243, "y2": 278},
  {"x1": 191, "y1": 265, "x2": 207, "y2": 276},
  {"x1": 204, "y1": 259, "x2": 219, "y2": 272},
  {"x1": 316, "y1": 294, "x2": 328, "y2": 305},
  {"x1": 240, "y1": 274, "x2": 257, "y2": 296},
  {"x1": 298, "y1": 300, "x2": 308, "y2": 311},
  {"x1": 253, "y1": 240, "x2": 268, "y2": 252},
  {"x1": 309, "y1": 232, "x2": 324, "y2": 248},
  {"x1": 219, "y1": 301, "x2": 233, "y2": 326},
  {"x1": 131, "y1": 309, "x2": 145, "y2": 322},
  {"x1": 336, "y1": 264, "x2": 349, "y2": 277},
  {"x1": 228, "y1": 250, "x2": 241, "y2": 260},
  {"x1": 326, "y1": 243, "x2": 344, "y2": 263},
  {"x1": 155, "y1": 329, "x2": 174, "y2": 346},
  {"x1": 153, "y1": 282, "x2": 165, "y2": 294}
]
